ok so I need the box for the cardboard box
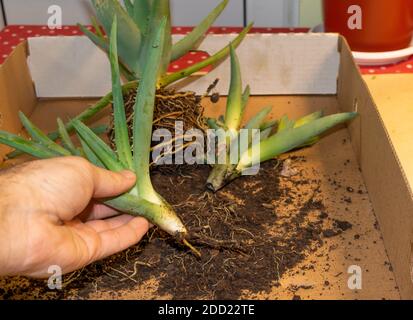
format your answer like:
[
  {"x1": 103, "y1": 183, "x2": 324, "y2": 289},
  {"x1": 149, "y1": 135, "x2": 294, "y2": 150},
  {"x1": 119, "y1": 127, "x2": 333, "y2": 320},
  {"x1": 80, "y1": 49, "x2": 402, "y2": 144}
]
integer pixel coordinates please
[{"x1": 0, "y1": 33, "x2": 412, "y2": 299}]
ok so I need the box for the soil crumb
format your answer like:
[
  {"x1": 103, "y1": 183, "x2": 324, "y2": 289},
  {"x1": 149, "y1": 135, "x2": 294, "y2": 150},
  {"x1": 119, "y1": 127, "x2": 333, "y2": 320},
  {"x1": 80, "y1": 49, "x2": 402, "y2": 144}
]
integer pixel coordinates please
[{"x1": 0, "y1": 159, "x2": 353, "y2": 300}]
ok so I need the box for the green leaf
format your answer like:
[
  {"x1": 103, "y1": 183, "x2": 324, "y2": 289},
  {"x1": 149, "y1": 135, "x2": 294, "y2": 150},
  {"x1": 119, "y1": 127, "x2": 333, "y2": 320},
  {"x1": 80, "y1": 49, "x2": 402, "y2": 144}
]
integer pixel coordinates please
[
  {"x1": 124, "y1": 0, "x2": 134, "y2": 17},
  {"x1": 19, "y1": 112, "x2": 71, "y2": 156},
  {"x1": 160, "y1": 23, "x2": 253, "y2": 87},
  {"x1": 78, "y1": 23, "x2": 109, "y2": 51},
  {"x1": 92, "y1": 0, "x2": 142, "y2": 76},
  {"x1": 237, "y1": 112, "x2": 358, "y2": 170},
  {"x1": 133, "y1": 0, "x2": 153, "y2": 36},
  {"x1": 78, "y1": 136, "x2": 104, "y2": 168},
  {"x1": 133, "y1": 17, "x2": 167, "y2": 202},
  {"x1": 171, "y1": 0, "x2": 229, "y2": 61},
  {"x1": 241, "y1": 85, "x2": 250, "y2": 115},
  {"x1": 244, "y1": 106, "x2": 272, "y2": 130},
  {"x1": 109, "y1": 17, "x2": 133, "y2": 169},
  {"x1": 277, "y1": 115, "x2": 295, "y2": 132},
  {"x1": 72, "y1": 120, "x2": 123, "y2": 172},
  {"x1": 0, "y1": 131, "x2": 60, "y2": 159},
  {"x1": 143, "y1": 0, "x2": 172, "y2": 80},
  {"x1": 57, "y1": 118, "x2": 78, "y2": 155},
  {"x1": 294, "y1": 110, "x2": 324, "y2": 128},
  {"x1": 225, "y1": 45, "x2": 243, "y2": 132}
]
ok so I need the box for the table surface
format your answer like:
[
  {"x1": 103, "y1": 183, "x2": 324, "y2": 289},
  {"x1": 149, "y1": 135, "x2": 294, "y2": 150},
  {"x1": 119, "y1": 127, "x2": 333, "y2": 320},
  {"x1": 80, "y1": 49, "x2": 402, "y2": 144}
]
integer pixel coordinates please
[{"x1": 1, "y1": 25, "x2": 412, "y2": 190}]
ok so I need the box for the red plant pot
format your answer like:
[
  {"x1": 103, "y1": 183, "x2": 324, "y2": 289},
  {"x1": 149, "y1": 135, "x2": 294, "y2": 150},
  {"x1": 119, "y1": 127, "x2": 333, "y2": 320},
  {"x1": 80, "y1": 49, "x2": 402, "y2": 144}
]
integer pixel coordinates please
[{"x1": 323, "y1": 0, "x2": 413, "y2": 52}]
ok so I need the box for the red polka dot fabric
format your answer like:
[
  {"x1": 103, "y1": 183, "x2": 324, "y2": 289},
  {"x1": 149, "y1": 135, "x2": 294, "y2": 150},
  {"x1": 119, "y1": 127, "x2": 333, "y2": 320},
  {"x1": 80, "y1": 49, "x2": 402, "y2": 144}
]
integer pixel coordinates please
[{"x1": 1, "y1": 25, "x2": 412, "y2": 75}]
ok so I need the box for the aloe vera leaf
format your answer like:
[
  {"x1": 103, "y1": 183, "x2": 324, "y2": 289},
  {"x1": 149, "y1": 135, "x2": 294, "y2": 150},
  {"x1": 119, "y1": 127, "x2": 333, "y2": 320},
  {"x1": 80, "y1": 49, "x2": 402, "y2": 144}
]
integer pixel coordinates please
[
  {"x1": 109, "y1": 17, "x2": 133, "y2": 169},
  {"x1": 207, "y1": 118, "x2": 220, "y2": 130},
  {"x1": 160, "y1": 23, "x2": 253, "y2": 87},
  {"x1": 225, "y1": 45, "x2": 243, "y2": 132},
  {"x1": 144, "y1": 0, "x2": 172, "y2": 79},
  {"x1": 5, "y1": 81, "x2": 138, "y2": 160},
  {"x1": 18, "y1": 112, "x2": 71, "y2": 156},
  {"x1": 57, "y1": 118, "x2": 78, "y2": 155},
  {"x1": 124, "y1": 0, "x2": 134, "y2": 17},
  {"x1": 277, "y1": 115, "x2": 295, "y2": 132},
  {"x1": 133, "y1": 17, "x2": 167, "y2": 203},
  {"x1": 260, "y1": 120, "x2": 277, "y2": 131},
  {"x1": 171, "y1": 0, "x2": 229, "y2": 61},
  {"x1": 0, "y1": 131, "x2": 60, "y2": 159},
  {"x1": 78, "y1": 135, "x2": 104, "y2": 168},
  {"x1": 91, "y1": 16, "x2": 105, "y2": 38},
  {"x1": 294, "y1": 110, "x2": 324, "y2": 128},
  {"x1": 133, "y1": 0, "x2": 153, "y2": 37},
  {"x1": 72, "y1": 120, "x2": 123, "y2": 172},
  {"x1": 294, "y1": 111, "x2": 324, "y2": 148},
  {"x1": 237, "y1": 112, "x2": 358, "y2": 170},
  {"x1": 105, "y1": 194, "x2": 187, "y2": 238},
  {"x1": 244, "y1": 106, "x2": 272, "y2": 130},
  {"x1": 241, "y1": 85, "x2": 251, "y2": 114},
  {"x1": 78, "y1": 23, "x2": 109, "y2": 51},
  {"x1": 92, "y1": 0, "x2": 142, "y2": 75}
]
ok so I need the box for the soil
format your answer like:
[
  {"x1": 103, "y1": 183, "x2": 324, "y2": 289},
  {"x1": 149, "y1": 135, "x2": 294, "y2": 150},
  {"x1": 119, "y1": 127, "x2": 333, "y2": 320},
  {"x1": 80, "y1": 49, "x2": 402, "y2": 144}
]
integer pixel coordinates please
[{"x1": 0, "y1": 157, "x2": 357, "y2": 300}]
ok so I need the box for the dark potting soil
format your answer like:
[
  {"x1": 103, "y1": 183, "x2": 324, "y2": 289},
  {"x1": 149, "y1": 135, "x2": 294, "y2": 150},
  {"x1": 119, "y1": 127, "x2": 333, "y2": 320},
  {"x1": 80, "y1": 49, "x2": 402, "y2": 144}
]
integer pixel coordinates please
[{"x1": 0, "y1": 158, "x2": 353, "y2": 300}]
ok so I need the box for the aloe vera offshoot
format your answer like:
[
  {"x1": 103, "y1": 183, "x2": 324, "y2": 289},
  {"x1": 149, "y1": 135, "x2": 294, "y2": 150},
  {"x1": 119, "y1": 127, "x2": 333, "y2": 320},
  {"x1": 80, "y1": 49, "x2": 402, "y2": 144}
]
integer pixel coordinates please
[
  {"x1": 0, "y1": 18, "x2": 202, "y2": 257},
  {"x1": 206, "y1": 47, "x2": 358, "y2": 192},
  {"x1": 6, "y1": 0, "x2": 253, "y2": 160}
]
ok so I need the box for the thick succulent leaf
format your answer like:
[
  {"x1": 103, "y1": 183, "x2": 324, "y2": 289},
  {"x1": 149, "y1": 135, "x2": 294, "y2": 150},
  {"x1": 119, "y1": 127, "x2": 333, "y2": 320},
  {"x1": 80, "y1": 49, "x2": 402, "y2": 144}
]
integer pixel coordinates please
[
  {"x1": 0, "y1": 131, "x2": 60, "y2": 159},
  {"x1": 160, "y1": 23, "x2": 253, "y2": 87},
  {"x1": 294, "y1": 110, "x2": 324, "y2": 128},
  {"x1": 143, "y1": 0, "x2": 172, "y2": 79},
  {"x1": 241, "y1": 85, "x2": 250, "y2": 115},
  {"x1": 57, "y1": 118, "x2": 78, "y2": 155},
  {"x1": 237, "y1": 112, "x2": 358, "y2": 170},
  {"x1": 92, "y1": 0, "x2": 142, "y2": 75},
  {"x1": 133, "y1": 0, "x2": 153, "y2": 36},
  {"x1": 171, "y1": 0, "x2": 229, "y2": 61},
  {"x1": 277, "y1": 115, "x2": 295, "y2": 133},
  {"x1": 260, "y1": 120, "x2": 277, "y2": 131},
  {"x1": 19, "y1": 112, "x2": 71, "y2": 156},
  {"x1": 124, "y1": 0, "x2": 134, "y2": 17},
  {"x1": 78, "y1": 136, "x2": 105, "y2": 168},
  {"x1": 207, "y1": 118, "x2": 220, "y2": 130},
  {"x1": 294, "y1": 110, "x2": 324, "y2": 148},
  {"x1": 133, "y1": 17, "x2": 167, "y2": 202},
  {"x1": 72, "y1": 120, "x2": 123, "y2": 172},
  {"x1": 78, "y1": 23, "x2": 109, "y2": 51},
  {"x1": 225, "y1": 45, "x2": 243, "y2": 132},
  {"x1": 244, "y1": 106, "x2": 272, "y2": 130},
  {"x1": 109, "y1": 17, "x2": 133, "y2": 169}
]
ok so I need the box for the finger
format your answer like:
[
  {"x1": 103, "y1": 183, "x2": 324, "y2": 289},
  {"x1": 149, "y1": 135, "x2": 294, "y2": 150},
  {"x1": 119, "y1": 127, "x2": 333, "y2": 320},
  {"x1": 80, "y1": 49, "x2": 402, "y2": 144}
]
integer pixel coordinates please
[
  {"x1": 85, "y1": 214, "x2": 136, "y2": 233},
  {"x1": 79, "y1": 202, "x2": 122, "y2": 221},
  {"x1": 95, "y1": 217, "x2": 149, "y2": 260},
  {"x1": 90, "y1": 166, "x2": 136, "y2": 198}
]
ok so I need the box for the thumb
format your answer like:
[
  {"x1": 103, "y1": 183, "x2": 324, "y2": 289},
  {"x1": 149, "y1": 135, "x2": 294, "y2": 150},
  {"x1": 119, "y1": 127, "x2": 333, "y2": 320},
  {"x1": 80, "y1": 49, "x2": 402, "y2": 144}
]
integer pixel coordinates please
[{"x1": 91, "y1": 166, "x2": 137, "y2": 198}]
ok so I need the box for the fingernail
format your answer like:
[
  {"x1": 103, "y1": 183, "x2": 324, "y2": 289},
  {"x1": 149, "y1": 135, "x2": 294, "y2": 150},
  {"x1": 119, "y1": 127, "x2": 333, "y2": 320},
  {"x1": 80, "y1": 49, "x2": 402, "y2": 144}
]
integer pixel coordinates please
[{"x1": 120, "y1": 170, "x2": 136, "y2": 180}]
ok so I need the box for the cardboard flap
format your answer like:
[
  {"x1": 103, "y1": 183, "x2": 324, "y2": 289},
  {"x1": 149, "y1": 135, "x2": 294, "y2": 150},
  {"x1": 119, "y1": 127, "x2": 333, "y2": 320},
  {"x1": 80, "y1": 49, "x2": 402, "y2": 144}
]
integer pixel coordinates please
[{"x1": 27, "y1": 33, "x2": 340, "y2": 98}]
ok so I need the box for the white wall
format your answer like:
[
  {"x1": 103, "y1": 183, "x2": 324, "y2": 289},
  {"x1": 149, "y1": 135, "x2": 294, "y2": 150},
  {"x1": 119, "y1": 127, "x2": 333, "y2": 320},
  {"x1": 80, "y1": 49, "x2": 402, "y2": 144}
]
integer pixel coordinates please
[
  {"x1": 3, "y1": 0, "x2": 93, "y2": 25},
  {"x1": 2, "y1": 0, "x2": 317, "y2": 27},
  {"x1": 247, "y1": 0, "x2": 300, "y2": 27},
  {"x1": 171, "y1": 0, "x2": 244, "y2": 26}
]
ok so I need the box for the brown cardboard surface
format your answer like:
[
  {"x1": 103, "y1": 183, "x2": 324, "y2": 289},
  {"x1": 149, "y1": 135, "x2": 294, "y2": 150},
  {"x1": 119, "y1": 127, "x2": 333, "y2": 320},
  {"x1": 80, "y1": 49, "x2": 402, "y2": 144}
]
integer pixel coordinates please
[
  {"x1": 0, "y1": 41, "x2": 37, "y2": 157},
  {"x1": 0, "y1": 35, "x2": 409, "y2": 299}
]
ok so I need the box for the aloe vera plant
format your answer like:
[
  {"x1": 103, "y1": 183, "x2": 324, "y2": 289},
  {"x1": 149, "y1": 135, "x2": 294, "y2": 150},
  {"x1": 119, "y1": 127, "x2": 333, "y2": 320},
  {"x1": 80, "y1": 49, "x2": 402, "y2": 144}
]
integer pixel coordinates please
[
  {"x1": 0, "y1": 18, "x2": 201, "y2": 255},
  {"x1": 205, "y1": 47, "x2": 358, "y2": 192},
  {"x1": 6, "y1": 0, "x2": 252, "y2": 160}
]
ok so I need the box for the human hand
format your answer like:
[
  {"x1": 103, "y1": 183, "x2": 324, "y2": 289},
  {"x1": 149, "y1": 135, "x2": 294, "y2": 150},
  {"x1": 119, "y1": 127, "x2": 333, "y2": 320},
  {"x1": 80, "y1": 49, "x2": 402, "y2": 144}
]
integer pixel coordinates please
[{"x1": 0, "y1": 157, "x2": 149, "y2": 278}]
